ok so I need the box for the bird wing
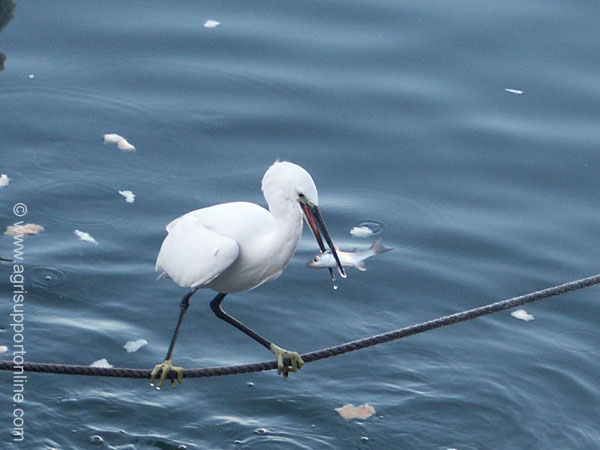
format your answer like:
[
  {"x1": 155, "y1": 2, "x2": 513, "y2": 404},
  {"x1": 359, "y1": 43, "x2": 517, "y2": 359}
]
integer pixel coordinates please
[{"x1": 156, "y1": 213, "x2": 240, "y2": 288}]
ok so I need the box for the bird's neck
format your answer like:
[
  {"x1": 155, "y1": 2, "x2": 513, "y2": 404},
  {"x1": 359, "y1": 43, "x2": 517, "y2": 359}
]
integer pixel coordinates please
[{"x1": 270, "y1": 198, "x2": 303, "y2": 254}]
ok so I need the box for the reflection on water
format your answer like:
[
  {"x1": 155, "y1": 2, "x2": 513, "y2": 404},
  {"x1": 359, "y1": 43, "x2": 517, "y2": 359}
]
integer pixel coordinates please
[
  {"x1": 0, "y1": 0, "x2": 14, "y2": 31},
  {"x1": 1, "y1": 0, "x2": 600, "y2": 448},
  {"x1": 0, "y1": 0, "x2": 15, "y2": 70}
]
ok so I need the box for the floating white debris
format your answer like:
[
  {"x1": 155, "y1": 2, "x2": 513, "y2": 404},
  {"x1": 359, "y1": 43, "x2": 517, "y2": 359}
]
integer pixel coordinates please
[
  {"x1": 28, "y1": 74, "x2": 35, "y2": 79},
  {"x1": 103, "y1": 133, "x2": 136, "y2": 151},
  {"x1": 335, "y1": 404, "x2": 376, "y2": 420},
  {"x1": 505, "y1": 88, "x2": 524, "y2": 95},
  {"x1": 511, "y1": 309, "x2": 534, "y2": 321},
  {"x1": 103, "y1": 133, "x2": 123, "y2": 144},
  {"x1": 74, "y1": 229, "x2": 98, "y2": 245},
  {"x1": 117, "y1": 138, "x2": 136, "y2": 151},
  {"x1": 124, "y1": 338, "x2": 148, "y2": 353},
  {"x1": 90, "y1": 358, "x2": 113, "y2": 368},
  {"x1": 0, "y1": 174, "x2": 10, "y2": 187},
  {"x1": 349, "y1": 226, "x2": 374, "y2": 238},
  {"x1": 204, "y1": 20, "x2": 220, "y2": 28},
  {"x1": 0, "y1": 345, "x2": 8, "y2": 354},
  {"x1": 118, "y1": 190, "x2": 136, "y2": 203},
  {"x1": 5, "y1": 223, "x2": 45, "y2": 236}
]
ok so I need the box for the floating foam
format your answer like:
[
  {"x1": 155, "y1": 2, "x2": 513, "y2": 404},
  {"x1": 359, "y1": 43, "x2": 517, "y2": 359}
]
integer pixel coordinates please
[
  {"x1": 124, "y1": 338, "x2": 148, "y2": 353},
  {"x1": 204, "y1": 20, "x2": 220, "y2": 28},
  {"x1": 103, "y1": 133, "x2": 123, "y2": 144},
  {"x1": 74, "y1": 229, "x2": 98, "y2": 245},
  {"x1": 117, "y1": 138, "x2": 135, "y2": 151},
  {"x1": 5, "y1": 223, "x2": 45, "y2": 236},
  {"x1": 90, "y1": 358, "x2": 113, "y2": 368},
  {"x1": 118, "y1": 190, "x2": 136, "y2": 203},
  {"x1": 349, "y1": 226, "x2": 374, "y2": 238},
  {"x1": 0, "y1": 174, "x2": 10, "y2": 187},
  {"x1": 103, "y1": 133, "x2": 135, "y2": 151},
  {"x1": 511, "y1": 309, "x2": 534, "y2": 321},
  {"x1": 505, "y1": 88, "x2": 524, "y2": 95},
  {"x1": 335, "y1": 404, "x2": 376, "y2": 420}
]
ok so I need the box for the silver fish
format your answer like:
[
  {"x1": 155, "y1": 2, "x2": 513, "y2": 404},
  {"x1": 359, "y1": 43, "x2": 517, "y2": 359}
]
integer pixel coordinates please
[{"x1": 307, "y1": 238, "x2": 392, "y2": 271}]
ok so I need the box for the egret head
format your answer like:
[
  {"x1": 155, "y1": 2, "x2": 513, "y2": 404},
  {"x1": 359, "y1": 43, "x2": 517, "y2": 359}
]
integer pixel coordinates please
[
  {"x1": 262, "y1": 161, "x2": 346, "y2": 278},
  {"x1": 262, "y1": 161, "x2": 318, "y2": 206}
]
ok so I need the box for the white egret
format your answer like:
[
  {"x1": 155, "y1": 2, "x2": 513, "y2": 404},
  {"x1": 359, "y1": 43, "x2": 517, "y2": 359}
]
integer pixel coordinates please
[{"x1": 151, "y1": 161, "x2": 345, "y2": 388}]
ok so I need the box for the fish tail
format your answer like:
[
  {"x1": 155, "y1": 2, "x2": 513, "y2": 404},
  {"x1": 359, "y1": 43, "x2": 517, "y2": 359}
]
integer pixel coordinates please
[{"x1": 371, "y1": 237, "x2": 393, "y2": 255}]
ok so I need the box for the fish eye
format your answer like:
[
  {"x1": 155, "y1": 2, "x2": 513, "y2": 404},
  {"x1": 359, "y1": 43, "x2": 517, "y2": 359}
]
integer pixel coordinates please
[{"x1": 312, "y1": 256, "x2": 319, "y2": 262}]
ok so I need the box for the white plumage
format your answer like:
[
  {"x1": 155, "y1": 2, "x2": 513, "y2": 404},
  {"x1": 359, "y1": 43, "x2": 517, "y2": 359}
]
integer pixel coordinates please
[
  {"x1": 155, "y1": 161, "x2": 323, "y2": 293},
  {"x1": 150, "y1": 161, "x2": 345, "y2": 387}
]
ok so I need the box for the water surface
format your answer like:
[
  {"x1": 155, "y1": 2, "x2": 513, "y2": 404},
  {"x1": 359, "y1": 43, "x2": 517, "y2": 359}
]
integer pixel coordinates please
[{"x1": 1, "y1": 1, "x2": 599, "y2": 448}]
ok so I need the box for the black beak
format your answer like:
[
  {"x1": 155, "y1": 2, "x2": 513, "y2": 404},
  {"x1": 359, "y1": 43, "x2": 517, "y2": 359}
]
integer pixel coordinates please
[{"x1": 300, "y1": 200, "x2": 346, "y2": 279}]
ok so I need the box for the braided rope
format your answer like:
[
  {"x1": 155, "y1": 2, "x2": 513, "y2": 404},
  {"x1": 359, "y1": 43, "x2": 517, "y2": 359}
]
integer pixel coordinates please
[{"x1": 2, "y1": 273, "x2": 599, "y2": 379}]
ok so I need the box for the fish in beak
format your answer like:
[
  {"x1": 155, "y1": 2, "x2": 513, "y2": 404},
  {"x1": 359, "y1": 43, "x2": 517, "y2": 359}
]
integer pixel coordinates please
[{"x1": 299, "y1": 197, "x2": 346, "y2": 279}]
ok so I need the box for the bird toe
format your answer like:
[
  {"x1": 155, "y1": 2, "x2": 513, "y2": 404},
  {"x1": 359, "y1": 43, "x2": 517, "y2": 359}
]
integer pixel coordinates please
[
  {"x1": 270, "y1": 344, "x2": 304, "y2": 379},
  {"x1": 150, "y1": 360, "x2": 184, "y2": 389}
]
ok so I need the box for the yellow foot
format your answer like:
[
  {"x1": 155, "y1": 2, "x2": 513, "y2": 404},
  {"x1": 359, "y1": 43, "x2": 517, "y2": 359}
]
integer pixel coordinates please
[
  {"x1": 270, "y1": 343, "x2": 304, "y2": 379},
  {"x1": 150, "y1": 359, "x2": 184, "y2": 389}
]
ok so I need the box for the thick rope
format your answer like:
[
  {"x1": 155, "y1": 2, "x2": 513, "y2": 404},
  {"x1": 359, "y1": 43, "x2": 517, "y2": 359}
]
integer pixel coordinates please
[{"x1": 1, "y1": 273, "x2": 599, "y2": 379}]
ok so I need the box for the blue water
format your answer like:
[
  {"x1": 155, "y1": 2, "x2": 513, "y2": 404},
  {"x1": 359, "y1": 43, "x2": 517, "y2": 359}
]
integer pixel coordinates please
[{"x1": 2, "y1": 0, "x2": 600, "y2": 448}]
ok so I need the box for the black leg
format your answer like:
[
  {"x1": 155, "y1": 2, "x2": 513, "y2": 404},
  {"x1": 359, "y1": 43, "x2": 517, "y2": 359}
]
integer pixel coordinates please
[
  {"x1": 151, "y1": 287, "x2": 202, "y2": 388},
  {"x1": 209, "y1": 292, "x2": 305, "y2": 378},
  {"x1": 164, "y1": 287, "x2": 198, "y2": 361},
  {"x1": 209, "y1": 293, "x2": 272, "y2": 349}
]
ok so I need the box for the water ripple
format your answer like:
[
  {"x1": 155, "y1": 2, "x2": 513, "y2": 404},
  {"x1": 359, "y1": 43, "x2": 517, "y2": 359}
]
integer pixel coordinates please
[
  {"x1": 2, "y1": 82, "x2": 155, "y2": 121},
  {"x1": 30, "y1": 180, "x2": 127, "y2": 227},
  {"x1": 350, "y1": 219, "x2": 386, "y2": 236},
  {"x1": 30, "y1": 266, "x2": 68, "y2": 289},
  {"x1": 233, "y1": 430, "x2": 336, "y2": 450},
  {"x1": 551, "y1": 329, "x2": 600, "y2": 355}
]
